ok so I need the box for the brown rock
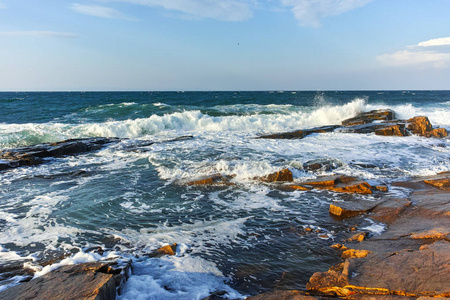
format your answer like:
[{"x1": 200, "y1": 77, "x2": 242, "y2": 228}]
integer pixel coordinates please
[
  {"x1": 256, "y1": 125, "x2": 340, "y2": 140},
  {"x1": 341, "y1": 110, "x2": 395, "y2": 126},
  {"x1": 187, "y1": 174, "x2": 233, "y2": 185},
  {"x1": 146, "y1": 243, "x2": 177, "y2": 258},
  {"x1": 374, "y1": 185, "x2": 388, "y2": 192},
  {"x1": 259, "y1": 169, "x2": 293, "y2": 182},
  {"x1": 331, "y1": 244, "x2": 348, "y2": 250},
  {"x1": 425, "y1": 128, "x2": 448, "y2": 138},
  {"x1": 329, "y1": 198, "x2": 383, "y2": 218},
  {"x1": 424, "y1": 178, "x2": 450, "y2": 190},
  {"x1": 246, "y1": 290, "x2": 318, "y2": 300},
  {"x1": 407, "y1": 116, "x2": 433, "y2": 135},
  {"x1": 0, "y1": 261, "x2": 131, "y2": 300},
  {"x1": 347, "y1": 233, "x2": 367, "y2": 242},
  {"x1": 410, "y1": 228, "x2": 449, "y2": 240},
  {"x1": 286, "y1": 185, "x2": 312, "y2": 191},
  {"x1": 341, "y1": 249, "x2": 372, "y2": 259},
  {"x1": 371, "y1": 198, "x2": 412, "y2": 224},
  {"x1": 374, "y1": 124, "x2": 408, "y2": 136},
  {"x1": 301, "y1": 175, "x2": 375, "y2": 194}
]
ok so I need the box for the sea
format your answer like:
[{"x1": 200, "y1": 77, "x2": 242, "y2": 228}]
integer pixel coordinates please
[{"x1": 0, "y1": 91, "x2": 449, "y2": 299}]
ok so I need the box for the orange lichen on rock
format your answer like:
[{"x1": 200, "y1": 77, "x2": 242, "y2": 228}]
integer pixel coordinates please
[
  {"x1": 259, "y1": 168, "x2": 293, "y2": 182},
  {"x1": 147, "y1": 243, "x2": 177, "y2": 258},
  {"x1": 410, "y1": 229, "x2": 449, "y2": 240},
  {"x1": 407, "y1": 116, "x2": 433, "y2": 135},
  {"x1": 341, "y1": 249, "x2": 372, "y2": 259},
  {"x1": 187, "y1": 174, "x2": 233, "y2": 185}
]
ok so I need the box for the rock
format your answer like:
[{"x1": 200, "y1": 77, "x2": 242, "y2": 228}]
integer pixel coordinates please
[
  {"x1": 246, "y1": 290, "x2": 319, "y2": 300},
  {"x1": 331, "y1": 244, "x2": 348, "y2": 250},
  {"x1": 0, "y1": 260, "x2": 131, "y2": 300},
  {"x1": 341, "y1": 110, "x2": 395, "y2": 126},
  {"x1": 187, "y1": 174, "x2": 233, "y2": 186},
  {"x1": 301, "y1": 175, "x2": 375, "y2": 194},
  {"x1": 426, "y1": 128, "x2": 448, "y2": 138},
  {"x1": 374, "y1": 185, "x2": 388, "y2": 192},
  {"x1": 424, "y1": 177, "x2": 450, "y2": 191},
  {"x1": 407, "y1": 116, "x2": 433, "y2": 135},
  {"x1": 347, "y1": 233, "x2": 367, "y2": 242},
  {"x1": 371, "y1": 198, "x2": 412, "y2": 224},
  {"x1": 341, "y1": 249, "x2": 372, "y2": 259},
  {"x1": 329, "y1": 198, "x2": 382, "y2": 218},
  {"x1": 0, "y1": 137, "x2": 120, "y2": 171},
  {"x1": 374, "y1": 124, "x2": 408, "y2": 136},
  {"x1": 145, "y1": 243, "x2": 177, "y2": 258},
  {"x1": 256, "y1": 125, "x2": 340, "y2": 140},
  {"x1": 409, "y1": 228, "x2": 449, "y2": 240},
  {"x1": 407, "y1": 116, "x2": 448, "y2": 138},
  {"x1": 285, "y1": 185, "x2": 311, "y2": 191},
  {"x1": 259, "y1": 169, "x2": 293, "y2": 182},
  {"x1": 303, "y1": 158, "x2": 343, "y2": 172}
]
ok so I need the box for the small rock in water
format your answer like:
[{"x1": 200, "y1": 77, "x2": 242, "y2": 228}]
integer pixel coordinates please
[
  {"x1": 258, "y1": 168, "x2": 293, "y2": 182},
  {"x1": 145, "y1": 243, "x2": 177, "y2": 258}
]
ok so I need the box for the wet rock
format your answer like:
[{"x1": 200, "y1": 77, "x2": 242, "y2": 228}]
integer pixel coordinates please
[
  {"x1": 424, "y1": 176, "x2": 450, "y2": 191},
  {"x1": 374, "y1": 124, "x2": 408, "y2": 136},
  {"x1": 341, "y1": 249, "x2": 372, "y2": 259},
  {"x1": 284, "y1": 185, "x2": 312, "y2": 191},
  {"x1": 301, "y1": 175, "x2": 376, "y2": 194},
  {"x1": 371, "y1": 198, "x2": 412, "y2": 224},
  {"x1": 341, "y1": 109, "x2": 395, "y2": 126},
  {"x1": 329, "y1": 198, "x2": 382, "y2": 218},
  {"x1": 0, "y1": 137, "x2": 121, "y2": 171},
  {"x1": 374, "y1": 185, "x2": 388, "y2": 192},
  {"x1": 256, "y1": 125, "x2": 340, "y2": 140},
  {"x1": 258, "y1": 169, "x2": 293, "y2": 182},
  {"x1": 246, "y1": 290, "x2": 319, "y2": 300},
  {"x1": 409, "y1": 228, "x2": 449, "y2": 240},
  {"x1": 187, "y1": 174, "x2": 234, "y2": 186},
  {"x1": 0, "y1": 260, "x2": 131, "y2": 300},
  {"x1": 303, "y1": 158, "x2": 343, "y2": 172},
  {"x1": 330, "y1": 244, "x2": 348, "y2": 250},
  {"x1": 347, "y1": 233, "x2": 367, "y2": 242},
  {"x1": 407, "y1": 116, "x2": 448, "y2": 138},
  {"x1": 407, "y1": 116, "x2": 433, "y2": 135},
  {"x1": 145, "y1": 243, "x2": 177, "y2": 258}
]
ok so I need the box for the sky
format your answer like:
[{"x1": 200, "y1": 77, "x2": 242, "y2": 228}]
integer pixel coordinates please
[{"x1": 0, "y1": 0, "x2": 449, "y2": 91}]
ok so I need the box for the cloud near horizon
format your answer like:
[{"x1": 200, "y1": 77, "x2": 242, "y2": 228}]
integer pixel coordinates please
[
  {"x1": 0, "y1": 31, "x2": 78, "y2": 38},
  {"x1": 377, "y1": 37, "x2": 450, "y2": 68},
  {"x1": 109, "y1": 0, "x2": 254, "y2": 22},
  {"x1": 70, "y1": 3, "x2": 136, "y2": 20},
  {"x1": 279, "y1": 0, "x2": 372, "y2": 27}
]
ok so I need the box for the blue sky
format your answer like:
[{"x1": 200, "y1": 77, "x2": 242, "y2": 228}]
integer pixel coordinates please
[{"x1": 0, "y1": 0, "x2": 449, "y2": 91}]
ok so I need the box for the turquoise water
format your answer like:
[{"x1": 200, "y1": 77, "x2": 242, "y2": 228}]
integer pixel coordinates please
[{"x1": 0, "y1": 91, "x2": 449, "y2": 298}]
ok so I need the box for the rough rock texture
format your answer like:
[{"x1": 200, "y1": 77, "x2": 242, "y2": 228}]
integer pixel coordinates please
[
  {"x1": 0, "y1": 137, "x2": 120, "y2": 171},
  {"x1": 145, "y1": 243, "x2": 178, "y2": 258},
  {"x1": 187, "y1": 174, "x2": 234, "y2": 186},
  {"x1": 329, "y1": 200, "x2": 381, "y2": 218},
  {"x1": 259, "y1": 169, "x2": 293, "y2": 182},
  {"x1": 407, "y1": 116, "x2": 448, "y2": 138},
  {"x1": 306, "y1": 172, "x2": 450, "y2": 298},
  {"x1": 0, "y1": 261, "x2": 131, "y2": 300},
  {"x1": 256, "y1": 126, "x2": 340, "y2": 140},
  {"x1": 301, "y1": 175, "x2": 376, "y2": 194},
  {"x1": 374, "y1": 124, "x2": 408, "y2": 136},
  {"x1": 302, "y1": 158, "x2": 343, "y2": 172},
  {"x1": 245, "y1": 290, "x2": 319, "y2": 300},
  {"x1": 341, "y1": 109, "x2": 395, "y2": 126}
]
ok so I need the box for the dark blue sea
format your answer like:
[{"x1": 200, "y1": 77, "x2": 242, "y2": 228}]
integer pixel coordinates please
[{"x1": 0, "y1": 91, "x2": 449, "y2": 299}]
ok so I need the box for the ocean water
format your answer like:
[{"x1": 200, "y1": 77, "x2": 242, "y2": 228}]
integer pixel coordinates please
[{"x1": 0, "y1": 91, "x2": 449, "y2": 298}]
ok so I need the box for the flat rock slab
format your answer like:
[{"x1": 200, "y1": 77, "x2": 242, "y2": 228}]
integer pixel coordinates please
[
  {"x1": 256, "y1": 125, "x2": 340, "y2": 140},
  {"x1": 347, "y1": 241, "x2": 450, "y2": 296},
  {"x1": 0, "y1": 261, "x2": 131, "y2": 300},
  {"x1": 246, "y1": 290, "x2": 319, "y2": 300},
  {"x1": 0, "y1": 137, "x2": 121, "y2": 171}
]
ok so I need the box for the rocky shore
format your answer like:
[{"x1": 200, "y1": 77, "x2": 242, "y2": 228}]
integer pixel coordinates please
[{"x1": 0, "y1": 110, "x2": 448, "y2": 299}]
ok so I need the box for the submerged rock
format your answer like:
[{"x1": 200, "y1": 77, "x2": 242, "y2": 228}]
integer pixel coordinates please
[
  {"x1": 301, "y1": 175, "x2": 375, "y2": 194},
  {"x1": 0, "y1": 260, "x2": 132, "y2": 300},
  {"x1": 303, "y1": 158, "x2": 343, "y2": 172}
]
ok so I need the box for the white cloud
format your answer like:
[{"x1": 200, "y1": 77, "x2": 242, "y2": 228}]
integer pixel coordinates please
[
  {"x1": 417, "y1": 37, "x2": 450, "y2": 47},
  {"x1": 0, "y1": 31, "x2": 78, "y2": 38},
  {"x1": 110, "y1": 0, "x2": 253, "y2": 22},
  {"x1": 0, "y1": 2, "x2": 6, "y2": 9},
  {"x1": 378, "y1": 37, "x2": 450, "y2": 69},
  {"x1": 279, "y1": 0, "x2": 372, "y2": 27},
  {"x1": 70, "y1": 3, "x2": 135, "y2": 20}
]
